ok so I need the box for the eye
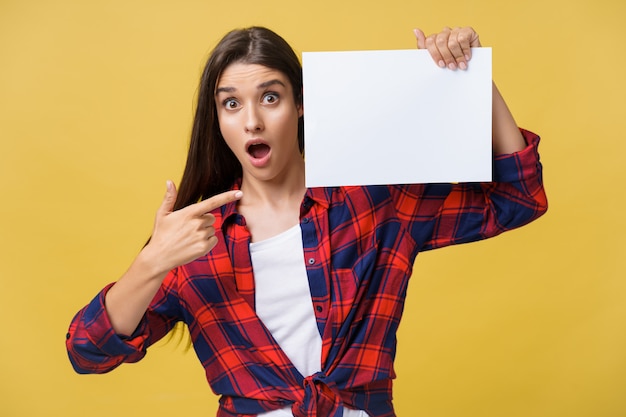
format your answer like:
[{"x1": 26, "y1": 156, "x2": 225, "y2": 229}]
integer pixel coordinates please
[
  {"x1": 262, "y1": 92, "x2": 279, "y2": 104},
  {"x1": 223, "y1": 98, "x2": 239, "y2": 110}
]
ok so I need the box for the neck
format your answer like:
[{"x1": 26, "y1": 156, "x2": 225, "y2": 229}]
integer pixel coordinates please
[
  {"x1": 240, "y1": 156, "x2": 305, "y2": 206},
  {"x1": 237, "y1": 158, "x2": 306, "y2": 242}
]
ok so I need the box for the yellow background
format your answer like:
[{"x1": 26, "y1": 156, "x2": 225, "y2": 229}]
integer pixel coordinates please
[{"x1": 1, "y1": 0, "x2": 625, "y2": 416}]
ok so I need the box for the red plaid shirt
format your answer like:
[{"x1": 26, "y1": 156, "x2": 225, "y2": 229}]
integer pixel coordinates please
[{"x1": 67, "y1": 130, "x2": 547, "y2": 417}]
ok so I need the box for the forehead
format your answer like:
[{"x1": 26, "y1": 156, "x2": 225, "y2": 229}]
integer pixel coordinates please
[{"x1": 216, "y1": 62, "x2": 291, "y2": 90}]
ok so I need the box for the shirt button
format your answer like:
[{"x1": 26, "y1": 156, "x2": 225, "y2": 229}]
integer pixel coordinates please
[
  {"x1": 302, "y1": 217, "x2": 310, "y2": 224},
  {"x1": 307, "y1": 258, "x2": 315, "y2": 265},
  {"x1": 316, "y1": 306, "x2": 323, "y2": 313}
]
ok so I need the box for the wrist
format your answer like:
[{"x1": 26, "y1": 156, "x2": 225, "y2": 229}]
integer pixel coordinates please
[{"x1": 133, "y1": 244, "x2": 172, "y2": 282}]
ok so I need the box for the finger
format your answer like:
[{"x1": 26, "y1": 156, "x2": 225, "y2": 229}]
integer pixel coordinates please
[
  {"x1": 201, "y1": 213, "x2": 217, "y2": 227},
  {"x1": 447, "y1": 28, "x2": 468, "y2": 70},
  {"x1": 463, "y1": 26, "x2": 481, "y2": 48},
  {"x1": 195, "y1": 224, "x2": 215, "y2": 240},
  {"x1": 157, "y1": 180, "x2": 178, "y2": 217},
  {"x1": 413, "y1": 28, "x2": 427, "y2": 50},
  {"x1": 424, "y1": 33, "x2": 446, "y2": 68},
  {"x1": 460, "y1": 27, "x2": 481, "y2": 62},
  {"x1": 193, "y1": 215, "x2": 216, "y2": 232},
  {"x1": 433, "y1": 28, "x2": 458, "y2": 69},
  {"x1": 206, "y1": 235, "x2": 219, "y2": 252},
  {"x1": 193, "y1": 190, "x2": 243, "y2": 216},
  {"x1": 452, "y1": 27, "x2": 481, "y2": 69}
]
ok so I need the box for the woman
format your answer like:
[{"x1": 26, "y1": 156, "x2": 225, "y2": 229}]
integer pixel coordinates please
[{"x1": 66, "y1": 26, "x2": 547, "y2": 417}]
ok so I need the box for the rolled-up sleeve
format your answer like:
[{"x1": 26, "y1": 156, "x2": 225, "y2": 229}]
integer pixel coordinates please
[
  {"x1": 393, "y1": 128, "x2": 548, "y2": 252},
  {"x1": 66, "y1": 284, "x2": 149, "y2": 373},
  {"x1": 66, "y1": 269, "x2": 181, "y2": 374}
]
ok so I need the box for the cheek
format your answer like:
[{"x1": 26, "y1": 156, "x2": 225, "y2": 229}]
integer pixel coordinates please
[
  {"x1": 271, "y1": 108, "x2": 300, "y2": 133},
  {"x1": 217, "y1": 122, "x2": 241, "y2": 156},
  {"x1": 217, "y1": 113, "x2": 238, "y2": 139}
]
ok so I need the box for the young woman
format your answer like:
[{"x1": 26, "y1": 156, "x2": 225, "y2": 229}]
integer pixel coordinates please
[{"x1": 66, "y1": 26, "x2": 547, "y2": 417}]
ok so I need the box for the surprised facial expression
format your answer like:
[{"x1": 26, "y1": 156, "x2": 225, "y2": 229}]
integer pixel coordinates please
[{"x1": 215, "y1": 63, "x2": 303, "y2": 185}]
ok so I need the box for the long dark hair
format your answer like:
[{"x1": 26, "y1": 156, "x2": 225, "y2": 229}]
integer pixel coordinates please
[{"x1": 173, "y1": 27, "x2": 304, "y2": 211}]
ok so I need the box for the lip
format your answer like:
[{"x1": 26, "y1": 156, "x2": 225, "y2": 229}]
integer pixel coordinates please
[{"x1": 245, "y1": 139, "x2": 272, "y2": 168}]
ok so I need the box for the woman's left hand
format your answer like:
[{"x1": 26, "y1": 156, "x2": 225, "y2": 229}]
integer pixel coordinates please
[{"x1": 413, "y1": 27, "x2": 481, "y2": 71}]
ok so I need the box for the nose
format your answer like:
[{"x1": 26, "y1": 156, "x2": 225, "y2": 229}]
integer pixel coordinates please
[{"x1": 244, "y1": 105, "x2": 264, "y2": 133}]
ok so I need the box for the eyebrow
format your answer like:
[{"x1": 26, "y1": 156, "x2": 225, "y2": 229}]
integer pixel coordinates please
[{"x1": 215, "y1": 79, "x2": 286, "y2": 95}]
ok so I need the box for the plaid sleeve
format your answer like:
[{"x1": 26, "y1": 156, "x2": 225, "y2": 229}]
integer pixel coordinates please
[
  {"x1": 66, "y1": 270, "x2": 182, "y2": 374},
  {"x1": 394, "y1": 128, "x2": 548, "y2": 252}
]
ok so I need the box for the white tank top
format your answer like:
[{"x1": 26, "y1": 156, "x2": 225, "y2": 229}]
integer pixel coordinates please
[
  {"x1": 250, "y1": 224, "x2": 322, "y2": 377},
  {"x1": 250, "y1": 225, "x2": 369, "y2": 417}
]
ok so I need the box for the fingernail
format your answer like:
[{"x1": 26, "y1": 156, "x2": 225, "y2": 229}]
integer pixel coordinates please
[
  {"x1": 234, "y1": 191, "x2": 243, "y2": 199},
  {"x1": 465, "y1": 54, "x2": 471, "y2": 61},
  {"x1": 459, "y1": 62, "x2": 467, "y2": 70},
  {"x1": 448, "y1": 62, "x2": 457, "y2": 70},
  {"x1": 438, "y1": 60, "x2": 446, "y2": 68},
  {"x1": 166, "y1": 180, "x2": 173, "y2": 190}
]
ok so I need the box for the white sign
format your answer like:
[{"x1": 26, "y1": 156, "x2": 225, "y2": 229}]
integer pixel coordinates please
[{"x1": 302, "y1": 48, "x2": 492, "y2": 187}]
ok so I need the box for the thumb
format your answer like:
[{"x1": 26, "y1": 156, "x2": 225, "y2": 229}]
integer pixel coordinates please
[
  {"x1": 157, "y1": 180, "x2": 178, "y2": 217},
  {"x1": 413, "y1": 28, "x2": 427, "y2": 49}
]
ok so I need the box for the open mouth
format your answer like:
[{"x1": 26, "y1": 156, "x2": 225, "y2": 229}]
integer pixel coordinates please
[{"x1": 247, "y1": 142, "x2": 271, "y2": 159}]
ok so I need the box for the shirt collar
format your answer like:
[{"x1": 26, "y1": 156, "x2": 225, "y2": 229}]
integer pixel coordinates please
[
  {"x1": 304, "y1": 187, "x2": 335, "y2": 211},
  {"x1": 220, "y1": 181, "x2": 336, "y2": 223},
  {"x1": 221, "y1": 181, "x2": 242, "y2": 225}
]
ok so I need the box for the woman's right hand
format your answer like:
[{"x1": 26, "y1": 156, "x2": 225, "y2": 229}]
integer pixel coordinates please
[
  {"x1": 104, "y1": 181, "x2": 242, "y2": 336},
  {"x1": 144, "y1": 180, "x2": 243, "y2": 274}
]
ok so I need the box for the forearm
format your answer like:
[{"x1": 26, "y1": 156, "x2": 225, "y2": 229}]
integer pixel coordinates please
[
  {"x1": 66, "y1": 247, "x2": 177, "y2": 374},
  {"x1": 492, "y1": 82, "x2": 526, "y2": 154},
  {"x1": 104, "y1": 246, "x2": 169, "y2": 337}
]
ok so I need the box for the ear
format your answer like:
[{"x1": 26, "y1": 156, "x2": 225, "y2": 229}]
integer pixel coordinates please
[{"x1": 296, "y1": 88, "x2": 304, "y2": 117}]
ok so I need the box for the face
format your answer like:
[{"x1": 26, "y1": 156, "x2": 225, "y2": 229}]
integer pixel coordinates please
[{"x1": 215, "y1": 62, "x2": 304, "y2": 186}]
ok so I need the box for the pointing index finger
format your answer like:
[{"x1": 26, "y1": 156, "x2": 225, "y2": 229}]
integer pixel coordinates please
[{"x1": 193, "y1": 190, "x2": 243, "y2": 216}]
